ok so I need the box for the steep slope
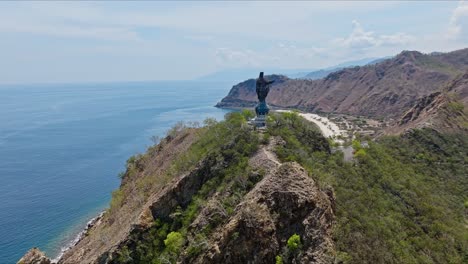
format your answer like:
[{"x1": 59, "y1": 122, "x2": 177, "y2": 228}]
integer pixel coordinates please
[
  {"x1": 216, "y1": 48, "x2": 468, "y2": 119},
  {"x1": 59, "y1": 127, "x2": 201, "y2": 263},
  {"x1": 387, "y1": 71, "x2": 468, "y2": 134}
]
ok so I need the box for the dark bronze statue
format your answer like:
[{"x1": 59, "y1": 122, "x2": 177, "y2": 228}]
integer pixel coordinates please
[
  {"x1": 256, "y1": 72, "x2": 274, "y2": 102},
  {"x1": 255, "y1": 72, "x2": 274, "y2": 116}
]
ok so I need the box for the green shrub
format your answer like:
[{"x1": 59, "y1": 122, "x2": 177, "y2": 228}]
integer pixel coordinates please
[
  {"x1": 261, "y1": 132, "x2": 271, "y2": 145},
  {"x1": 351, "y1": 140, "x2": 361, "y2": 150},
  {"x1": 164, "y1": 231, "x2": 184, "y2": 254},
  {"x1": 116, "y1": 246, "x2": 132, "y2": 263},
  {"x1": 275, "y1": 255, "x2": 284, "y2": 264},
  {"x1": 287, "y1": 234, "x2": 302, "y2": 252},
  {"x1": 447, "y1": 101, "x2": 464, "y2": 112},
  {"x1": 354, "y1": 148, "x2": 366, "y2": 159},
  {"x1": 241, "y1": 109, "x2": 255, "y2": 120},
  {"x1": 109, "y1": 189, "x2": 125, "y2": 213}
]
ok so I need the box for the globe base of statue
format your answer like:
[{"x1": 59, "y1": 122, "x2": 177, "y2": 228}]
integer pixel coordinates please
[{"x1": 255, "y1": 101, "x2": 270, "y2": 116}]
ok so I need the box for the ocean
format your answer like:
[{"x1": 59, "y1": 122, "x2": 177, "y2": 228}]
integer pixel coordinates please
[{"x1": 0, "y1": 81, "x2": 233, "y2": 263}]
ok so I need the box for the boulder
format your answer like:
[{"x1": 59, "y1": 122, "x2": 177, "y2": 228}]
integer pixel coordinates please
[{"x1": 17, "y1": 248, "x2": 51, "y2": 264}]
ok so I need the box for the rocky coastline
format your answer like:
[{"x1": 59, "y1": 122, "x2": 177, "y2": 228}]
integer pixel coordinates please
[
  {"x1": 19, "y1": 212, "x2": 105, "y2": 264},
  {"x1": 52, "y1": 212, "x2": 105, "y2": 263}
]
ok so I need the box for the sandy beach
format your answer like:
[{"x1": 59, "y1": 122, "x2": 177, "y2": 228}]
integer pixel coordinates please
[{"x1": 276, "y1": 110, "x2": 345, "y2": 139}]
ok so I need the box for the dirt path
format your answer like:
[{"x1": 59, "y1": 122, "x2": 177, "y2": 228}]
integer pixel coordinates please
[
  {"x1": 249, "y1": 136, "x2": 282, "y2": 173},
  {"x1": 263, "y1": 146, "x2": 281, "y2": 166}
]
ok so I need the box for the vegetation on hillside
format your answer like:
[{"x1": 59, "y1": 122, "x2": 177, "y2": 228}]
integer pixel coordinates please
[
  {"x1": 113, "y1": 111, "x2": 262, "y2": 263},
  {"x1": 268, "y1": 112, "x2": 467, "y2": 264},
  {"x1": 109, "y1": 110, "x2": 466, "y2": 264}
]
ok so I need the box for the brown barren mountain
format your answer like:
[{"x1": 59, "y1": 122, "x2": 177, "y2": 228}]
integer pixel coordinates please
[
  {"x1": 387, "y1": 71, "x2": 468, "y2": 134},
  {"x1": 216, "y1": 48, "x2": 468, "y2": 119}
]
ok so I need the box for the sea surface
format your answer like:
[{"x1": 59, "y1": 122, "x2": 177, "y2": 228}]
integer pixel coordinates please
[{"x1": 0, "y1": 81, "x2": 233, "y2": 264}]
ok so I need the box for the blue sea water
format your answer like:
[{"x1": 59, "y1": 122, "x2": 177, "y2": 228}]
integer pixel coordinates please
[{"x1": 0, "y1": 81, "x2": 233, "y2": 264}]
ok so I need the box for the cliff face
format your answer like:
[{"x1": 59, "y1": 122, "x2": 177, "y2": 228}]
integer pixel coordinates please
[{"x1": 217, "y1": 48, "x2": 468, "y2": 119}]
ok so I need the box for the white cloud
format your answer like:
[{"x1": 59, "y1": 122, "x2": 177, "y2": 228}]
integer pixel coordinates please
[
  {"x1": 448, "y1": 1, "x2": 468, "y2": 41},
  {"x1": 214, "y1": 18, "x2": 454, "y2": 73},
  {"x1": 0, "y1": 2, "x2": 140, "y2": 41},
  {"x1": 337, "y1": 20, "x2": 378, "y2": 49},
  {"x1": 334, "y1": 20, "x2": 414, "y2": 51},
  {"x1": 0, "y1": 1, "x2": 463, "y2": 83},
  {"x1": 0, "y1": 20, "x2": 139, "y2": 41},
  {"x1": 214, "y1": 44, "x2": 330, "y2": 70},
  {"x1": 379, "y1": 33, "x2": 414, "y2": 46},
  {"x1": 215, "y1": 48, "x2": 259, "y2": 67},
  {"x1": 0, "y1": 2, "x2": 398, "y2": 43}
]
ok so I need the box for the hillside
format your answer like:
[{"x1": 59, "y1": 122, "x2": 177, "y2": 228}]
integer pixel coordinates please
[
  {"x1": 19, "y1": 111, "x2": 467, "y2": 264},
  {"x1": 387, "y1": 72, "x2": 468, "y2": 134},
  {"x1": 216, "y1": 48, "x2": 468, "y2": 119}
]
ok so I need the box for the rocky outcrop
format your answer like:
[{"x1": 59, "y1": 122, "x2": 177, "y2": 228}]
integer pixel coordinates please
[
  {"x1": 446, "y1": 71, "x2": 468, "y2": 105},
  {"x1": 216, "y1": 48, "x2": 468, "y2": 119},
  {"x1": 17, "y1": 248, "x2": 51, "y2": 264},
  {"x1": 398, "y1": 91, "x2": 444, "y2": 125},
  {"x1": 182, "y1": 137, "x2": 335, "y2": 264},
  {"x1": 193, "y1": 162, "x2": 335, "y2": 264}
]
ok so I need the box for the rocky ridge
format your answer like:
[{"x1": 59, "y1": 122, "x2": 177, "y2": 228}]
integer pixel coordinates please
[{"x1": 191, "y1": 138, "x2": 335, "y2": 263}]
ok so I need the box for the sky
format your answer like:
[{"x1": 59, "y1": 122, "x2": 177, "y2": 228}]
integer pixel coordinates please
[{"x1": 0, "y1": 1, "x2": 468, "y2": 84}]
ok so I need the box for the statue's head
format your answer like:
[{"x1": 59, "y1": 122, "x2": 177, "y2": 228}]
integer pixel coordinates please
[{"x1": 259, "y1": 72, "x2": 264, "y2": 79}]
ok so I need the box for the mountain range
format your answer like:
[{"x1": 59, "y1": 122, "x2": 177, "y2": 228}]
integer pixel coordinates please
[
  {"x1": 196, "y1": 57, "x2": 386, "y2": 83},
  {"x1": 216, "y1": 48, "x2": 468, "y2": 133}
]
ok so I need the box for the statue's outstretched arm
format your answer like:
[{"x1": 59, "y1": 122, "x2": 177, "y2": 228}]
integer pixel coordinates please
[{"x1": 267, "y1": 80, "x2": 275, "y2": 85}]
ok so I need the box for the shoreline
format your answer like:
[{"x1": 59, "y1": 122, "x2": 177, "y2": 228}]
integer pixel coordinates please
[
  {"x1": 275, "y1": 110, "x2": 345, "y2": 139},
  {"x1": 51, "y1": 211, "x2": 105, "y2": 263}
]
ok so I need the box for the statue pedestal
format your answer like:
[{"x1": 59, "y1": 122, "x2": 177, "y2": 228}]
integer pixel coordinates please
[
  {"x1": 250, "y1": 101, "x2": 269, "y2": 128},
  {"x1": 250, "y1": 115, "x2": 267, "y2": 128}
]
